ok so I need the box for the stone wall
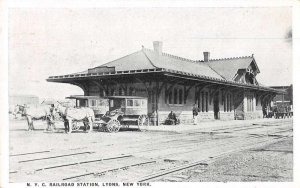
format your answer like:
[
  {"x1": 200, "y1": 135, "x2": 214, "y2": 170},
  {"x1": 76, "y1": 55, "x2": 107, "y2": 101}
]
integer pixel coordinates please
[
  {"x1": 197, "y1": 112, "x2": 215, "y2": 121},
  {"x1": 219, "y1": 112, "x2": 235, "y2": 120},
  {"x1": 157, "y1": 111, "x2": 218, "y2": 124},
  {"x1": 244, "y1": 111, "x2": 263, "y2": 120}
]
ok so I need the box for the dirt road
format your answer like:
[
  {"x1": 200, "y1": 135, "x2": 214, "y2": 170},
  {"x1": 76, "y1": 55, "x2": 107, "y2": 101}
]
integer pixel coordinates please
[{"x1": 9, "y1": 118, "x2": 293, "y2": 182}]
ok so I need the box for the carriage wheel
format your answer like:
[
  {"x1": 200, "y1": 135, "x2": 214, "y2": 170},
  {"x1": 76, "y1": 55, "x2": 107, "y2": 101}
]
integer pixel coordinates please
[
  {"x1": 106, "y1": 119, "x2": 120, "y2": 133},
  {"x1": 137, "y1": 115, "x2": 149, "y2": 128},
  {"x1": 72, "y1": 121, "x2": 81, "y2": 131}
]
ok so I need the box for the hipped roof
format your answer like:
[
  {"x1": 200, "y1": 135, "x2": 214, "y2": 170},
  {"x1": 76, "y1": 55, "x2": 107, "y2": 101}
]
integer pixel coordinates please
[
  {"x1": 95, "y1": 48, "x2": 225, "y2": 80},
  {"x1": 47, "y1": 47, "x2": 282, "y2": 93},
  {"x1": 87, "y1": 48, "x2": 259, "y2": 82}
]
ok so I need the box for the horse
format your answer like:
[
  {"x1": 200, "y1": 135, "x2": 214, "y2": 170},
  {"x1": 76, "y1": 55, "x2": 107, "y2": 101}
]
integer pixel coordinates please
[
  {"x1": 15, "y1": 104, "x2": 56, "y2": 131},
  {"x1": 56, "y1": 103, "x2": 95, "y2": 134},
  {"x1": 9, "y1": 105, "x2": 23, "y2": 119}
]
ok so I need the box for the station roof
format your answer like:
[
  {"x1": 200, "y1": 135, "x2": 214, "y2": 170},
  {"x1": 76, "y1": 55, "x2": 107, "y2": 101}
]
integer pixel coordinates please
[
  {"x1": 47, "y1": 46, "x2": 283, "y2": 94},
  {"x1": 203, "y1": 56, "x2": 259, "y2": 80}
]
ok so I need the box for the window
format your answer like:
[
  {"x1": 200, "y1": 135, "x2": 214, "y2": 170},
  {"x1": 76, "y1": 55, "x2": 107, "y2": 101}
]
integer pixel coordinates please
[
  {"x1": 100, "y1": 89, "x2": 104, "y2": 97},
  {"x1": 197, "y1": 94, "x2": 200, "y2": 110},
  {"x1": 205, "y1": 92, "x2": 208, "y2": 112},
  {"x1": 201, "y1": 92, "x2": 204, "y2": 112},
  {"x1": 121, "y1": 100, "x2": 125, "y2": 108},
  {"x1": 119, "y1": 88, "x2": 123, "y2": 95},
  {"x1": 91, "y1": 99, "x2": 96, "y2": 107},
  {"x1": 179, "y1": 89, "x2": 183, "y2": 104},
  {"x1": 141, "y1": 100, "x2": 146, "y2": 107},
  {"x1": 127, "y1": 99, "x2": 133, "y2": 107},
  {"x1": 224, "y1": 96, "x2": 227, "y2": 112},
  {"x1": 247, "y1": 94, "x2": 254, "y2": 112},
  {"x1": 227, "y1": 95, "x2": 230, "y2": 112},
  {"x1": 79, "y1": 99, "x2": 87, "y2": 107},
  {"x1": 229, "y1": 95, "x2": 232, "y2": 111},
  {"x1": 166, "y1": 87, "x2": 184, "y2": 105},
  {"x1": 129, "y1": 87, "x2": 134, "y2": 96},
  {"x1": 110, "y1": 89, "x2": 115, "y2": 96},
  {"x1": 174, "y1": 89, "x2": 178, "y2": 104},
  {"x1": 134, "y1": 99, "x2": 141, "y2": 107},
  {"x1": 168, "y1": 90, "x2": 172, "y2": 104},
  {"x1": 224, "y1": 94, "x2": 232, "y2": 112}
]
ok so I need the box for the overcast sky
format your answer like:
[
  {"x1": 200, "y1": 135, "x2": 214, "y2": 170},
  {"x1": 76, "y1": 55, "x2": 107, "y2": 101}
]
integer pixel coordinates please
[{"x1": 9, "y1": 7, "x2": 292, "y2": 99}]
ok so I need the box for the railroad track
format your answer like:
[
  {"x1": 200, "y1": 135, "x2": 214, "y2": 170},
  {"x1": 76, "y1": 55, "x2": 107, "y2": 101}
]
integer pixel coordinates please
[
  {"x1": 9, "y1": 119, "x2": 293, "y2": 182},
  {"x1": 128, "y1": 136, "x2": 292, "y2": 182},
  {"x1": 14, "y1": 133, "x2": 289, "y2": 182}
]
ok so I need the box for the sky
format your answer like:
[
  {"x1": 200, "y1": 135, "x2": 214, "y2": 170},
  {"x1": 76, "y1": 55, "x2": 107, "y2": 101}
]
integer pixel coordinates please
[{"x1": 8, "y1": 7, "x2": 292, "y2": 99}]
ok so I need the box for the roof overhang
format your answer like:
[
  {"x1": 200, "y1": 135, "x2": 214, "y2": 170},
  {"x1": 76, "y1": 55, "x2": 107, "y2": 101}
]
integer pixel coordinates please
[{"x1": 47, "y1": 68, "x2": 284, "y2": 94}]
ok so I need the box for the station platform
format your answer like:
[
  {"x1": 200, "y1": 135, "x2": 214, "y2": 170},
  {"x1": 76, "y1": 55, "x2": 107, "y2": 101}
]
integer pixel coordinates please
[{"x1": 140, "y1": 118, "x2": 293, "y2": 133}]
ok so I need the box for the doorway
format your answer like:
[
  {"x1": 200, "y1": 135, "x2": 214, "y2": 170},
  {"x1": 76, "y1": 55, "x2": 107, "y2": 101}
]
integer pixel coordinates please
[{"x1": 213, "y1": 92, "x2": 220, "y2": 120}]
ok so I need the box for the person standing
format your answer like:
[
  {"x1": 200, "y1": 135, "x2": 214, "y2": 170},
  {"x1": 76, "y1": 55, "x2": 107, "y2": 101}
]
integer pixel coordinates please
[
  {"x1": 48, "y1": 104, "x2": 56, "y2": 131},
  {"x1": 192, "y1": 104, "x2": 199, "y2": 125}
]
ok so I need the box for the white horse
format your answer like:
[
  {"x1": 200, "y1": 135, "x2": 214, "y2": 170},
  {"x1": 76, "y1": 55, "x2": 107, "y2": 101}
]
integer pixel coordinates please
[
  {"x1": 56, "y1": 104, "x2": 95, "y2": 134},
  {"x1": 9, "y1": 105, "x2": 21, "y2": 119},
  {"x1": 15, "y1": 104, "x2": 56, "y2": 131}
]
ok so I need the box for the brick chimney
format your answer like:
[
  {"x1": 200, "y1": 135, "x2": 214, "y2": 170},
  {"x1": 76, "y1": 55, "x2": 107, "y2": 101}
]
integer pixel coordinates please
[
  {"x1": 203, "y1": 52, "x2": 210, "y2": 62},
  {"x1": 153, "y1": 41, "x2": 163, "y2": 55}
]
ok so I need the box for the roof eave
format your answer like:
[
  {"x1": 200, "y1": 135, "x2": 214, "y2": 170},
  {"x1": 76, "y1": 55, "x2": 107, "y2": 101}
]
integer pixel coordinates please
[{"x1": 47, "y1": 68, "x2": 282, "y2": 94}]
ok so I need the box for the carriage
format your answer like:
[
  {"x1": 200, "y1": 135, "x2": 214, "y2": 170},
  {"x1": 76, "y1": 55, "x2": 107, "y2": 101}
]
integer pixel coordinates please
[
  {"x1": 67, "y1": 95, "x2": 109, "y2": 118},
  {"x1": 66, "y1": 95, "x2": 109, "y2": 131},
  {"x1": 66, "y1": 95, "x2": 149, "y2": 132},
  {"x1": 96, "y1": 96, "x2": 149, "y2": 132}
]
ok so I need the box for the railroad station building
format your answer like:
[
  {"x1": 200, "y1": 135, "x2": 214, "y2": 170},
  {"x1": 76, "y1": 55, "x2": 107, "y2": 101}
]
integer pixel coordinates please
[{"x1": 47, "y1": 41, "x2": 283, "y2": 124}]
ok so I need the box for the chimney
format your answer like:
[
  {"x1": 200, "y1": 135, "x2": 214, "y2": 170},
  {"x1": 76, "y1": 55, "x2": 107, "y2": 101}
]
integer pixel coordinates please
[
  {"x1": 203, "y1": 52, "x2": 210, "y2": 62},
  {"x1": 153, "y1": 41, "x2": 163, "y2": 55}
]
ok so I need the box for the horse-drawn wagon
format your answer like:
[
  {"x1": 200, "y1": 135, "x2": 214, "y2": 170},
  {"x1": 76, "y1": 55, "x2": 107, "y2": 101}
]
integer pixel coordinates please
[
  {"x1": 66, "y1": 95, "x2": 149, "y2": 132},
  {"x1": 95, "y1": 96, "x2": 149, "y2": 132}
]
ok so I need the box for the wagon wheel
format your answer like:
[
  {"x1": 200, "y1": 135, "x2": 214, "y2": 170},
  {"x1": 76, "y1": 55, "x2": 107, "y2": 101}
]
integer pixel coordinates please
[
  {"x1": 106, "y1": 119, "x2": 121, "y2": 133},
  {"x1": 137, "y1": 115, "x2": 149, "y2": 128},
  {"x1": 72, "y1": 121, "x2": 81, "y2": 131}
]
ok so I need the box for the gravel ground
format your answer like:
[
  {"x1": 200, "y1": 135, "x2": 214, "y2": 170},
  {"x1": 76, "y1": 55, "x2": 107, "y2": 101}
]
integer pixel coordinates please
[
  {"x1": 9, "y1": 118, "x2": 293, "y2": 182},
  {"x1": 168, "y1": 138, "x2": 293, "y2": 182}
]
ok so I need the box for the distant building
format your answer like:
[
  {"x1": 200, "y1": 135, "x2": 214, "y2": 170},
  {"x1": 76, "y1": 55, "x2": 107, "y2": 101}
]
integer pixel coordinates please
[
  {"x1": 47, "y1": 41, "x2": 284, "y2": 124},
  {"x1": 270, "y1": 85, "x2": 292, "y2": 106},
  {"x1": 9, "y1": 95, "x2": 39, "y2": 106}
]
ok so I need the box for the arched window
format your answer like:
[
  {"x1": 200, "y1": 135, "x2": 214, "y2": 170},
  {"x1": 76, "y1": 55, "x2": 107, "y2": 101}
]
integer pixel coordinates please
[
  {"x1": 229, "y1": 94, "x2": 232, "y2": 111},
  {"x1": 205, "y1": 92, "x2": 208, "y2": 112},
  {"x1": 168, "y1": 90, "x2": 172, "y2": 104},
  {"x1": 227, "y1": 94, "x2": 230, "y2": 112},
  {"x1": 179, "y1": 89, "x2": 183, "y2": 104},
  {"x1": 110, "y1": 88, "x2": 115, "y2": 96},
  {"x1": 129, "y1": 87, "x2": 133, "y2": 96},
  {"x1": 201, "y1": 92, "x2": 204, "y2": 112},
  {"x1": 174, "y1": 89, "x2": 178, "y2": 104},
  {"x1": 99, "y1": 88, "x2": 104, "y2": 97}
]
